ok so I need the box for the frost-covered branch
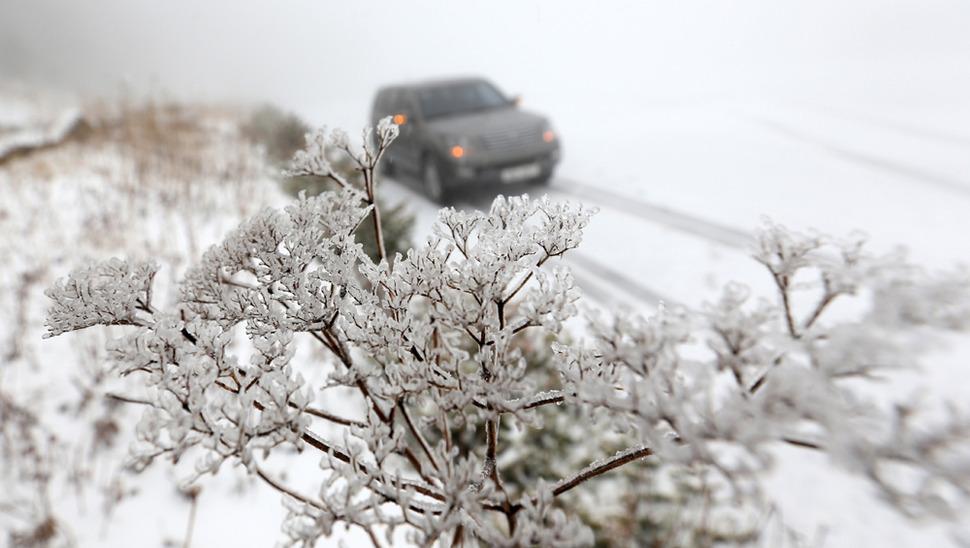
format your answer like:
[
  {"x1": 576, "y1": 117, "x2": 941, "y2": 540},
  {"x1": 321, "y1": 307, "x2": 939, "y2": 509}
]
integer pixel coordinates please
[
  {"x1": 549, "y1": 444, "x2": 655, "y2": 498},
  {"x1": 284, "y1": 118, "x2": 399, "y2": 263},
  {"x1": 44, "y1": 258, "x2": 158, "y2": 337},
  {"x1": 44, "y1": 121, "x2": 970, "y2": 546}
]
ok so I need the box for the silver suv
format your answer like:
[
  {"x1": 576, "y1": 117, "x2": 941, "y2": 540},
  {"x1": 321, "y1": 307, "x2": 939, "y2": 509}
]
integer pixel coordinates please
[{"x1": 371, "y1": 77, "x2": 561, "y2": 203}]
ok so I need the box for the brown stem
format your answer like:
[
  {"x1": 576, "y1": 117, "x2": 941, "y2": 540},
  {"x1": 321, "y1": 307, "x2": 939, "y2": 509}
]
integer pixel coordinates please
[
  {"x1": 782, "y1": 437, "x2": 822, "y2": 450},
  {"x1": 550, "y1": 445, "x2": 654, "y2": 498},
  {"x1": 499, "y1": 251, "x2": 556, "y2": 307},
  {"x1": 522, "y1": 392, "x2": 566, "y2": 410},
  {"x1": 105, "y1": 392, "x2": 154, "y2": 406},
  {"x1": 256, "y1": 465, "x2": 329, "y2": 512},
  {"x1": 181, "y1": 487, "x2": 200, "y2": 548},
  {"x1": 367, "y1": 188, "x2": 387, "y2": 264},
  {"x1": 364, "y1": 526, "x2": 387, "y2": 548},
  {"x1": 363, "y1": 130, "x2": 394, "y2": 264},
  {"x1": 400, "y1": 401, "x2": 443, "y2": 475},
  {"x1": 304, "y1": 406, "x2": 367, "y2": 428},
  {"x1": 300, "y1": 430, "x2": 444, "y2": 504},
  {"x1": 774, "y1": 273, "x2": 800, "y2": 339},
  {"x1": 804, "y1": 284, "x2": 838, "y2": 331},
  {"x1": 452, "y1": 524, "x2": 465, "y2": 548},
  {"x1": 310, "y1": 328, "x2": 445, "y2": 490},
  {"x1": 748, "y1": 354, "x2": 784, "y2": 394},
  {"x1": 485, "y1": 416, "x2": 498, "y2": 467},
  {"x1": 502, "y1": 270, "x2": 535, "y2": 306}
]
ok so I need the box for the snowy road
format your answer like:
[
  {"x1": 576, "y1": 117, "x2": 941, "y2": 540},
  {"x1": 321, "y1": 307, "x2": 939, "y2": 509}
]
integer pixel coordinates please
[
  {"x1": 744, "y1": 110, "x2": 970, "y2": 199},
  {"x1": 383, "y1": 97, "x2": 970, "y2": 317},
  {"x1": 550, "y1": 99, "x2": 970, "y2": 270}
]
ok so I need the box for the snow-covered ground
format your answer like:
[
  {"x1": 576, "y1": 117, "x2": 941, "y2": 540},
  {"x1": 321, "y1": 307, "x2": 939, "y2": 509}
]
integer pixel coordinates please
[
  {"x1": 0, "y1": 82, "x2": 81, "y2": 162},
  {"x1": 552, "y1": 102, "x2": 970, "y2": 546},
  {"x1": 1, "y1": 87, "x2": 968, "y2": 546},
  {"x1": 0, "y1": 92, "x2": 304, "y2": 548},
  {"x1": 552, "y1": 98, "x2": 970, "y2": 268}
]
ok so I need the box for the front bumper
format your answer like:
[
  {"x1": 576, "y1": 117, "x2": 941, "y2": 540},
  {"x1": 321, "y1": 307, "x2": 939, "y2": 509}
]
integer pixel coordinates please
[{"x1": 440, "y1": 147, "x2": 561, "y2": 188}]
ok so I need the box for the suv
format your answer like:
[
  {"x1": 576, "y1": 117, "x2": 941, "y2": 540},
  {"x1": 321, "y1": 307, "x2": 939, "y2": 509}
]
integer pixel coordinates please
[{"x1": 371, "y1": 77, "x2": 560, "y2": 203}]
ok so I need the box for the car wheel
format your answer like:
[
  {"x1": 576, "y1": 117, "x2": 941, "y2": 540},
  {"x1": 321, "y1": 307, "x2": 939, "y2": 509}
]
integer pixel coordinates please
[{"x1": 422, "y1": 157, "x2": 449, "y2": 204}]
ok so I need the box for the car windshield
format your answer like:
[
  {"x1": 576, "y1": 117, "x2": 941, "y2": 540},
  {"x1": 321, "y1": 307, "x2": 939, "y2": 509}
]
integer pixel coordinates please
[{"x1": 417, "y1": 81, "x2": 509, "y2": 120}]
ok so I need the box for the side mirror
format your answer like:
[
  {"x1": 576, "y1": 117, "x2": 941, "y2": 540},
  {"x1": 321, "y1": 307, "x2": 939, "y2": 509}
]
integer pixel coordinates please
[{"x1": 511, "y1": 95, "x2": 523, "y2": 107}]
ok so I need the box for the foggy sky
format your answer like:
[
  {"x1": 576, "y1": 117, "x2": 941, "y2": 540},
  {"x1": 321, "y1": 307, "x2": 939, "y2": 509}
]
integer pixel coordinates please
[{"x1": 3, "y1": 0, "x2": 969, "y2": 126}]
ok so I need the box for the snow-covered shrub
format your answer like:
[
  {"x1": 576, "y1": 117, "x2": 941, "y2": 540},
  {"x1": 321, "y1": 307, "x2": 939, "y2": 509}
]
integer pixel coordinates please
[
  {"x1": 243, "y1": 103, "x2": 312, "y2": 167},
  {"x1": 44, "y1": 118, "x2": 970, "y2": 547}
]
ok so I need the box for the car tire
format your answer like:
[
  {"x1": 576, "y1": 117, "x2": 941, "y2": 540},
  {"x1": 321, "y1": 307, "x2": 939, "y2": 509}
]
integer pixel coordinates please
[{"x1": 422, "y1": 157, "x2": 450, "y2": 204}]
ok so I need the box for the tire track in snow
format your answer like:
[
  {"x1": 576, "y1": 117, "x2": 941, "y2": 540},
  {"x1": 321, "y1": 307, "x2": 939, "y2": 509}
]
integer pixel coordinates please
[
  {"x1": 747, "y1": 116, "x2": 970, "y2": 199},
  {"x1": 565, "y1": 251, "x2": 671, "y2": 309},
  {"x1": 460, "y1": 177, "x2": 757, "y2": 309},
  {"x1": 547, "y1": 178, "x2": 755, "y2": 250},
  {"x1": 791, "y1": 103, "x2": 970, "y2": 149},
  {"x1": 527, "y1": 180, "x2": 754, "y2": 310},
  {"x1": 446, "y1": 175, "x2": 757, "y2": 311},
  {"x1": 452, "y1": 192, "x2": 673, "y2": 309}
]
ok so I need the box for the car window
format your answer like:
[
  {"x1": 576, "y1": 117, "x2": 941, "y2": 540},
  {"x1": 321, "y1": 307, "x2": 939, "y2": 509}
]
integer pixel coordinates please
[{"x1": 417, "y1": 81, "x2": 508, "y2": 120}]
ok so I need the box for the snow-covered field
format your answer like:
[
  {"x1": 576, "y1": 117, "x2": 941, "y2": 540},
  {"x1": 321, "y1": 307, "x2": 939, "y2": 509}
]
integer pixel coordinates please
[{"x1": 0, "y1": 88, "x2": 301, "y2": 547}]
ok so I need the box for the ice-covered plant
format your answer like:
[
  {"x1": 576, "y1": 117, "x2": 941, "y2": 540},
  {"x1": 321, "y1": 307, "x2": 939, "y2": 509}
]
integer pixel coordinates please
[{"x1": 45, "y1": 118, "x2": 970, "y2": 547}]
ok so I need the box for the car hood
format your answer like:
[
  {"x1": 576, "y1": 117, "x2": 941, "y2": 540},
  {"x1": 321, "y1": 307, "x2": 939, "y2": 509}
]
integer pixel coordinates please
[{"x1": 424, "y1": 107, "x2": 546, "y2": 137}]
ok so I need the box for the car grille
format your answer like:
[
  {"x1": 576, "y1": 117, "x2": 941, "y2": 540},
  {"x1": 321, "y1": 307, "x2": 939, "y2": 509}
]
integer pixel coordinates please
[{"x1": 480, "y1": 125, "x2": 543, "y2": 153}]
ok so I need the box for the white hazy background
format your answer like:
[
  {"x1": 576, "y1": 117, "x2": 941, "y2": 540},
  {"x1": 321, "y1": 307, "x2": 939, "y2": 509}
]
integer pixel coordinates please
[{"x1": 3, "y1": 0, "x2": 970, "y2": 128}]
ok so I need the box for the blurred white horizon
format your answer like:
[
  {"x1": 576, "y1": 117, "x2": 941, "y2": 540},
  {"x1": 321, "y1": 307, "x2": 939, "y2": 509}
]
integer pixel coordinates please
[{"x1": 3, "y1": 0, "x2": 969, "y2": 128}]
